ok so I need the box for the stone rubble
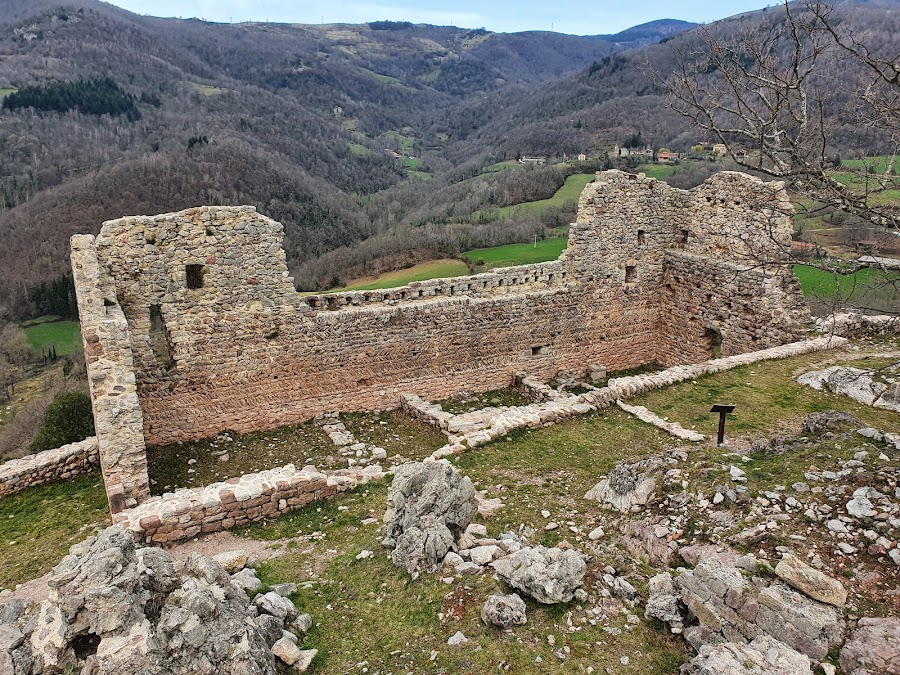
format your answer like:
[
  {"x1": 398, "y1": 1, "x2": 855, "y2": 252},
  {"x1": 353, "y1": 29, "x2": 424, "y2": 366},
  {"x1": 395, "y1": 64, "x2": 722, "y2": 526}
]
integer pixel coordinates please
[
  {"x1": 797, "y1": 366, "x2": 900, "y2": 411},
  {"x1": 490, "y1": 545, "x2": 587, "y2": 605},
  {"x1": 839, "y1": 617, "x2": 900, "y2": 675},
  {"x1": 481, "y1": 593, "x2": 528, "y2": 629},
  {"x1": 0, "y1": 526, "x2": 314, "y2": 674},
  {"x1": 382, "y1": 461, "x2": 478, "y2": 576}
]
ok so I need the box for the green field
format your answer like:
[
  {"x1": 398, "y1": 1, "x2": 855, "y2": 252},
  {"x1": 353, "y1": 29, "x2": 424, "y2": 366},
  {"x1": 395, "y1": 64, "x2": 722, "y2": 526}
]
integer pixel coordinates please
[
  {"x1": 381, "y1": 130, "x2": 415, "y2": 154},
  {"x1": 348, "y1": 142, "x2": 372, "y2": 157},
  {"x1": 477, "y1": 173, "x2": 595, "y2": 221},
  {"x1": 22, "y1": 320, "x2": 82, "y2": 356},
  {"x1": 794, "y1": 264, "x2": 900, "y2": 312},
  {"x1": 463, "y1": 237, "x2": 569, "y2": 269},
  {"x1": 189, "y1": 82, "x2": 227, "y2": 96},
  {"x1": 329, "y1": 259, "x2": 469, "y2": 292}
]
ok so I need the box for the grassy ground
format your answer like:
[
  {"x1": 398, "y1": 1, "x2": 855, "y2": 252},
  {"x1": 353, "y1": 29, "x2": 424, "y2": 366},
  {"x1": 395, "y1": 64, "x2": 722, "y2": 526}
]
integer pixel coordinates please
[
  {"x1": 2, "y1": 340, "x2": 898, "y2": 669},
  {"x1": 147, "y1": 411, "x2": 446, "y2": 493},
  {"x1": 22, "y1": 320, "x2": 82, "y2": 356},
  {"x1": 477, "y1": 173, "x2": 595, "y2": 221},
  {"x1": 793, "y1": 264, "x2": 900, "y2": 313},
  {"x1": 189, "y1": 82, "x2": 227, "y2": 96},
  {"x1": 0, "y1": 475, "x2": 107, "y2": 590},
  {"x1": 329, "y1": 259, "x2": 469, "y2": 292},
  {"x1": 463, "y1": 238, "x2": 569, "y2": 270},
  {"x1": 632, "y1": 350, "x2": 900, "y2": 441},
  {"x1": 436, "y1": 388, "x2": 532, "y2": 415},
  {"x1": 347, "y1": 143, "x2": 372, "y2": 157}
]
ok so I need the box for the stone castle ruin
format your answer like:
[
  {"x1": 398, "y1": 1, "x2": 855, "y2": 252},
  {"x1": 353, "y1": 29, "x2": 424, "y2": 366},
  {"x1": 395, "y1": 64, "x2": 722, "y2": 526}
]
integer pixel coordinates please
[{"x1": 70, "y1": 170, "x2": 810, "y2": 514}]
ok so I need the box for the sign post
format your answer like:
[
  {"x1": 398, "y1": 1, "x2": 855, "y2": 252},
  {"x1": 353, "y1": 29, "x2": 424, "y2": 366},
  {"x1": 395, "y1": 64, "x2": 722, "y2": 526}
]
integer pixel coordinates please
[{"x1": 709, "y1": 404, "x2": 736, "y2": 446}]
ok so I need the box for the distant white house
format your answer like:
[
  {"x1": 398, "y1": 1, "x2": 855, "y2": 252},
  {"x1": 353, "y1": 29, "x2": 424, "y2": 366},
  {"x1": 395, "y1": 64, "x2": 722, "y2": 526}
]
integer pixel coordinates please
[{"x1": 519, "y1": 156, "x2": 547, "y2": 165}]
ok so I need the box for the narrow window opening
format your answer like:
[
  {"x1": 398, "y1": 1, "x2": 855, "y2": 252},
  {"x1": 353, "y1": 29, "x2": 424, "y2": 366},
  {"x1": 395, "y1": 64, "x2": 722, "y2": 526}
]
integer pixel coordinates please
[
  {"x1": 624, "y1": 265, "x2": 636, "y2": 283},
  {"x1": 531, "y1": 346, "x2": 544, "y2": 356},
  {"x1": 148, "y1": 304, "x2": 175, "y2": 369},
  {"x1": 678, "y1": 229, "x2": 689, "y2": 246},
  {"x1": 186, "y1": 264, "x2": 205, "y2": 289},
  {"x1": 637, "y1": 230, "x2": 645, "y2": 245}
]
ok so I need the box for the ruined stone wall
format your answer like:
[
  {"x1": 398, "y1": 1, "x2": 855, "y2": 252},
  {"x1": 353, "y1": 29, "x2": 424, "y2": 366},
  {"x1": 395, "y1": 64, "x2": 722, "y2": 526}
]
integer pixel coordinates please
[
  {"x1": 71, "y1": 236, "x2": 150, "y2": 512},
  {"x1": 72, "y1": 169, "x2": 810, "y2": 510},
  {"x1": 0, "y1": 438, "x2": 99, "y2": 497}
]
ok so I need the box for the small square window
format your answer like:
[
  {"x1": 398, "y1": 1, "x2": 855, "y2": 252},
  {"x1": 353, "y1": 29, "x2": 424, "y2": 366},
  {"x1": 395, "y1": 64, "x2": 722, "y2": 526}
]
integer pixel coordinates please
[
  {"x1": 625, "y1": 265, "x2": 636, "y2": 283},
  {"x1": 678, "y1": 229, "x2": 689, "y2": 245},
  {"x1": 531, "y1": 346, "x2": 544, "y2": 356},
  {"x1": 186, "y1": 264, "x2": 205, "y2": 289}
]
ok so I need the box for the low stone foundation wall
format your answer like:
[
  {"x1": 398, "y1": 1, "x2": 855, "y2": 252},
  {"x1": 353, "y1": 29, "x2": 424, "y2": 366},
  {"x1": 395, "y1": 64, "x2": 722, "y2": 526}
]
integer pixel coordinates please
[
  {"x1": 0, "y1": 437, "x2": 99, "y2": 497},
  {"x1": 816, "y1": 313, "x2": 899, "y2": 338},
  {"x1": 430, "y1": 337, "x2": 847, "y2": 459},
  {"x1": 114, "y1": 464, "x2": 385, "y2": 545}
]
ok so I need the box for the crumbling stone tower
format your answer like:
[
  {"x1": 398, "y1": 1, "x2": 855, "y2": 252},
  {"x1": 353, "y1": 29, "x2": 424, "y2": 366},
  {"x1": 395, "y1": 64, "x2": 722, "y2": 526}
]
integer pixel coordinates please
[{"x1": 71, "y1": 170, "x2": 809, "y2": 513}]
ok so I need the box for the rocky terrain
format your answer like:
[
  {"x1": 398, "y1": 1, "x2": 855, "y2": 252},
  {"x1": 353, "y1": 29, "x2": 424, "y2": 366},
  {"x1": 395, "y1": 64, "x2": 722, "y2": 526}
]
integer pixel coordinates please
[{"x1": 1, "y1": 343, "x2": 898, "y2": 673}]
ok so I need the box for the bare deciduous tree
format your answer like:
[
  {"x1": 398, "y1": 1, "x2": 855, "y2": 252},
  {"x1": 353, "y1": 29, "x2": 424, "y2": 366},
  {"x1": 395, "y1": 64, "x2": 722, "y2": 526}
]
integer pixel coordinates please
[{"x1": 658, "y1": 0, "x2": 899, "y2": 317}]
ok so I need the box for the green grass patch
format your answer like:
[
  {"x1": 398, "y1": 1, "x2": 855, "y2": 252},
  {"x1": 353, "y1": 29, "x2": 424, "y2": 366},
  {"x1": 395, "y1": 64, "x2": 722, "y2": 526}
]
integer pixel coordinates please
[
  {"x1": 147, "y1": 411, "x2": 445, "y2": 492},
  {"x1": 0, "y1": 475, "x2": 108, "y2": 590},
  {"x1": 632, "y1": 352, "x2": 900, "y2": 441},
  {"x1": 436, "y1": 388, "x2": 531, "y2": 415},
  {"x1": 189, "y1": 82, "x2": 227, "y2": 96},
  {"x1": 841, "y1": 156, "x2": 896, "y2": 175},
  {"x1": 793, "y1": 264, "x2": 900, "y2": 312},
  {"x1": 348, "y1": 142, "x2": 372, "y2": 157},
  {"x1": 404, "y1": 156, "x2": 422, "y2": 169},
  {"x1": 381, "y1": 130, "x2": 415, "y2": 154},
  {"x1": 481, "y1": 160, "x2": 518, "y2": 173},
  {"x1": 636, "y1": 164, "x2": 676, "y2": 179},
  {"x1": 405, "y1": 169, "x2": 432, "y2": 181},
  {"x1": 332, "y1": 259, "x2": 468, "y2": 292},
  {"x1": 22, "y1": 320, "x2": 82, "y2": 356},
  {"x1": 477, "y1": 173, "x2": 595, "y2": 220},
  {"x1": 462, "y1": 237, "x2": 568, "y2": 270}
]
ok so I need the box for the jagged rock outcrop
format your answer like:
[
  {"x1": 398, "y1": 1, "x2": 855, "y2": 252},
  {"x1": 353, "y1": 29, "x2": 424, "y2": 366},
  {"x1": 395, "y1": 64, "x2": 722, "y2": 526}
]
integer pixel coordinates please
[
  {"x1": 584, "y1": 457, "x2": 667, "y2": 512},
  {"x1": 0, "y1": 527, "x2": 306, "y2": 675},
  {"x1": 490, "y1": 545, "x2": 586, "y2": 604},
  {"x1": 648, "y1": 556, "x2": 844, "y2": 661},
  {"x1": 680, "y1": 635, "x2": 813, "y2": 675},
  {"x1": 797, "y1": 367, "x2": 900, "y2": 412},
  {"x1": 382, "y1": 461, "x2": 478, "y2": 576},
  {"x1": 839, "y1": 617, "x2": 900, "y2": 675},
  {"x1": 481, "y1": 594, "x2": 527, "y2": 629}
]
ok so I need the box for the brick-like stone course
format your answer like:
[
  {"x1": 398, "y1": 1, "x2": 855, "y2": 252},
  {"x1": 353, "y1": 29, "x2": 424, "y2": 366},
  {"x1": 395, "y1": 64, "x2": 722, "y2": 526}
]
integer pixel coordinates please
[
  {"x1": 71, "y1": 170, "x2": 811, "y2": 513},
  {"x1": 0, "y1": 437, "x2": 99, "y2": 497},
  {"x1": 115, "y1": 463, "x2": 385, "y2": 544}
]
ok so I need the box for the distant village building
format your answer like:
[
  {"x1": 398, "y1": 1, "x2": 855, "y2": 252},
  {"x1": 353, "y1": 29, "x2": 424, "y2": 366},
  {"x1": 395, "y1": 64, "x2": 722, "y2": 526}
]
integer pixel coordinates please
[
  {"x1": 612, "y1": 144, "x2": 653, "y2": 158},
  {"x1": 519, "y1": 156, "x2": 547, "y2": 165},
  {"x1": 712, "y1": 143, "x2": 728, "y2": 157},
  {"x1": 578, "y1": 153, "x2": 587, "y2": 161},
  {"x1": 385, "y1": 150, "x2": 403, "y2": 159}
]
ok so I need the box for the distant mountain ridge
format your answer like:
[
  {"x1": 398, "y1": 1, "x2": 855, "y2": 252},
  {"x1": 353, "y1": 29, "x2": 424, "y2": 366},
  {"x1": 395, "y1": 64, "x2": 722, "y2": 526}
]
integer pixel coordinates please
[{"x1": 0, "y1": 0, "x2": 895, "y2": 315}]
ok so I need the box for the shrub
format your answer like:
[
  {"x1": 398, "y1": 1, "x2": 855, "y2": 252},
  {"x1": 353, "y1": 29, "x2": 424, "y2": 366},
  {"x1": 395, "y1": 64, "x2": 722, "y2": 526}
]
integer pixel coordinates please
[{"x1": 29, "y1": 391, "x2": 94, "y2": 453}]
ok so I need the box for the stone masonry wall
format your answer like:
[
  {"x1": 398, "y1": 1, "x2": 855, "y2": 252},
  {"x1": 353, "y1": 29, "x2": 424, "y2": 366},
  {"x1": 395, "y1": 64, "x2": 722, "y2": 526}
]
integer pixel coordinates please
[
  {"x1": 71, "y1": 235, "x2": 150, "y2": 513},
  {"x1": 0, "y1": 437, "x2": 99, "y2": 498},
  {"x1": 72, "y1": 169, "x2": 810, "y2": 511}
]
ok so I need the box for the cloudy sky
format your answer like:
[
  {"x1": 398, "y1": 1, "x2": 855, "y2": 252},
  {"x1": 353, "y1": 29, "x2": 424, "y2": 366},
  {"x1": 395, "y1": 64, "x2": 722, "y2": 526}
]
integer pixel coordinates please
[{"x1": 104, "y1": 1, "x2": 773, "y2": 35}]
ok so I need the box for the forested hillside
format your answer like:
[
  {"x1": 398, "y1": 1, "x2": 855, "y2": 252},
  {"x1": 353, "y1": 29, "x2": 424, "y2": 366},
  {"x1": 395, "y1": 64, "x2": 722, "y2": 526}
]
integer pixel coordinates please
[
  {"x1": 0, "y1": 0, "x2": 700, "y2": 313},
  {"x1": 0, "y1": 0, "x2": 896, "y2": 314}
]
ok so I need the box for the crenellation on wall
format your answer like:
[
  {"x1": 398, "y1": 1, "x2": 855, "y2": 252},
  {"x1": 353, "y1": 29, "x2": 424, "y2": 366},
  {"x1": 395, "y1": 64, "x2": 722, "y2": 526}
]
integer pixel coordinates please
[{"x1": 72, "y1": 169, "x2": 811, "y2": 513}]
